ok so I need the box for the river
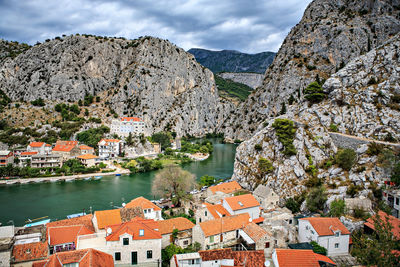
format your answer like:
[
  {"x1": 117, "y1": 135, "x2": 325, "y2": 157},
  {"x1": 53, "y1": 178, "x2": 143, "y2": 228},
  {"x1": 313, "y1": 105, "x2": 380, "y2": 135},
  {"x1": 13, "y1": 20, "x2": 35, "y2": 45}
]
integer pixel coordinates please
[{"x1": 0, "y1": 140, "x2": 237, "y2": 226}]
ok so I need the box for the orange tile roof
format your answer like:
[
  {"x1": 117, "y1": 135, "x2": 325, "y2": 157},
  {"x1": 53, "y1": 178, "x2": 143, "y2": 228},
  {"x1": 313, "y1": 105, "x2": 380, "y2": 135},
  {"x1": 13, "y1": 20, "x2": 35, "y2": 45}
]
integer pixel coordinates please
[
  {"x1": 56, "y1": 140, "x2": 78, "y2": 146},
  {"x1": 12, "y1": 241, "x2": 48, "y2": 263},
  {"x1": 94, "y1": 209, "x2": 122, "y2": 229},
  {"x1": 101, "y1": 138, "x2": 121, "y2": 143},
  {"x1": 224, "y1": 194, "x2": 260, "y2": 211},
  {"x1": 198, "y1": 248, "x2": 265, "y2": 267},
  {"x1": 157, "y1": 217, "x2": 195, "y2": 235},
  {"x1": 21, "y1": 151, "x2": 38, "y2": 156},
  {"x1": 274, "y1": 249, "x2": 336, "y2": 267},
  {"x1": 48, "y1": 225, "x2": 94, "y2": 246},
  {"x1": 252, "y1": 217, "x2": 264, "y2": 224},
  {"x1": 365, "y1": 211, "x2": 400, "y2": 239},
  {"x1": 79, "y1": 145, "x2": 93, "y2": 150},
  {"x1": 77, "y1": 154, "x2": 98, "y2": 160},
  {"x1": 199, "y1": 213, "x2": 250, "y2": 237},
  {"x1": 106, "y1": 217, "x2": 161, "y2": 241},
  {"x1": 36, "y1": 248, "x2": 114, "y2": 267},
  {"x1": 52, "y1": 144, "x2": 76, "y2": 152},
  {"x1": 242, "y1": 222, "x2": 269, "y2": 242},
  {"x1": 29, "y1": 142, "x2": 45, "y2": 148},
  {"x1": 300, "y1": 217, "x2": 350, "y2": 236},
  {"x1": 45, "y1": 144, "x2": 52, "y2": 147},
  {"x1": 209, "y1": 181, "x2": 242, "y2": 194},
  {"x1": 46, "y1": 215, "x2": 95, "y2": 233},
  {"x1": 204, "y1": 203, "x2": 231, "y2": 219},
  {"x1": 125, "y1": 196, "x2": 161, "y2": 211},
  {"x1": 121, "y1": 117, "x2": 141, "y2": 122}
]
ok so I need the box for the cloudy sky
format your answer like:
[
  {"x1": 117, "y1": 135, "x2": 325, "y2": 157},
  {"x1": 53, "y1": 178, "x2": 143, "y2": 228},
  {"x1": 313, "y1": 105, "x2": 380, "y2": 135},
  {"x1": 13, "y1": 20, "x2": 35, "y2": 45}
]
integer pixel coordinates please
[{"x1": 0, "y1": 0, "x2": 312, "y2": 53}]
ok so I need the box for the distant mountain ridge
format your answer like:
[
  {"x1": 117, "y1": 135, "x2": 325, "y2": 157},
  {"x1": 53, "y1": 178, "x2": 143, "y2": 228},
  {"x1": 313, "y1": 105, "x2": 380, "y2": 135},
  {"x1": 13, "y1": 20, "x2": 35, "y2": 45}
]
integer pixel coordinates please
[{"x1": 187, "y1": 48, "x2": 275, "y2": 74}]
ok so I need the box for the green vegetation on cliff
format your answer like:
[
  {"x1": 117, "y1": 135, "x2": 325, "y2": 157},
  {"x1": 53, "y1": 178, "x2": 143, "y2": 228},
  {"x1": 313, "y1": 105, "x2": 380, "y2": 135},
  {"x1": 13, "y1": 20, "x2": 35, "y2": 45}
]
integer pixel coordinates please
[{"x1": 215, "y1": 75, "x2": 252, "y2": 101}]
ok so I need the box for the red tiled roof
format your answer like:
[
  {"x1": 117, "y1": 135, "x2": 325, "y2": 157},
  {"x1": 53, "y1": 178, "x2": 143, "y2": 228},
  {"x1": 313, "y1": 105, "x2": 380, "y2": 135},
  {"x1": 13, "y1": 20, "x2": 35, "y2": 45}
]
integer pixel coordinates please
[
  {"x1": 45, "y1": 144, "x2": 52, "y2": 147},
  {"x1": 48, "y1": 225, "x2": 94, "y2": 246},
  {"x1": 29, "y1": 142, "x2": 45, "y2": 148},
  {"x1": 252, "y1": 217, "x2": 264, "y2": 224},
  {"x1": 204, "y1": 203, "x2": 230, "y2": 219},
  {"x1": 12, "y1": 242, "x2": 48, "y2": 263},
  {"x1": 46, "y1": 215, "x2": 95, "y2": 233},
  {"x1": 79, "y1": 145, "x2": 93, "y2": 150},
  {"x1": 365, "y1": 211, "x2": 400, "y2": 239},
  {"x1": 121, "y1": 117, "x2": 142, "y2": 122},
  {"x1": 224, "y1": 194, "x2": 260, "y2": 211},
  {"x1": 77, "y1": 154, "x2": 98, "y2": 160},
  {"x1": 105, "y1": 217, "x2": 161, "y2": 241},
  {"x1": 100, "y1": 139, "x2": 121, "y2": 143},
  {"x1": 157, "y1": 217, "x2": 195, "y2": 235},
  {"x1": 198, "y1": 248, "x2": 265, "y2": 267},
  {"x1": 242, "y1": 222, "x2": 269, "y2": 242},
  {"x1": 56, "y1": 140, "x2": 78, "y2": 146},
  {"x1": 52, "y1": 144, "x2": 76, "y2": 152},
  {"x1": 300, "y1": 217, "x2": 350, "y2": 236},
  {"x1": 21, "y1": 151, "x2": 38, "y2": 156},
  {"x1": 199, "y1": 213, "x2": 250, "y2": 237},
  {"x1": 94, "y1": 209, "x2": 122, "y2": 230},
  {"x1": 209, "y1": 181, "x2": 242, "y2": 194},
  {"x1": 125, "y1": 196, "x2": 161, "y2": 211},
  {"x1": 36, "y1": 248, "x2": 114, "y2": 267},
  {"x1": 274, "y1": 249, "x2": 336, "y2": 267}
]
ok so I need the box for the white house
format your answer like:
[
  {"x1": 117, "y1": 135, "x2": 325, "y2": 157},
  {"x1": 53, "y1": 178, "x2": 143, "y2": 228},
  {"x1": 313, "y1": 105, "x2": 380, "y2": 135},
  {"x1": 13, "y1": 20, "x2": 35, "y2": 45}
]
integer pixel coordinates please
[
  {"x1": 298, "y1": 217, "x2": 350, "y2": 256},
  {"x1": 157, "y1": 217, "x2": 195, "y2": 248},
  {"x1": 110, "y1": 117, "x2": 145, "y2": 137},
  {"x1": 195, "y1": 203, "x2": 230, "y2": 224},
  {"x1": 222, "y1": 194, "x2": 261, "y2": 220},
  {"x1": 383, "y1": 189, "x2": 400, "y2": 218},
  {"x1": 124, "y1": 196, "x2": 163, "y2": 221},
  {"x1": 27, "y1": 142, "x2": 52, "y2": 155},
  {"x1": 98, "y1": 139, "x2": 123, "y2": 159}
]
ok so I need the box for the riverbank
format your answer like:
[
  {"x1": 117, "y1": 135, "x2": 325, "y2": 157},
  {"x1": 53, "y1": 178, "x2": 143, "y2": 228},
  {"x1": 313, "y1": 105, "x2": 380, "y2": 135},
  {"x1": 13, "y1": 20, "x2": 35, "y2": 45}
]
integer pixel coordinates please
[
  {"x1": 186, "y1": 153, "x2": 210, "y2": 161},
  {"x1": 0, "y1": 168, "x2": 130, "y2": 185}
]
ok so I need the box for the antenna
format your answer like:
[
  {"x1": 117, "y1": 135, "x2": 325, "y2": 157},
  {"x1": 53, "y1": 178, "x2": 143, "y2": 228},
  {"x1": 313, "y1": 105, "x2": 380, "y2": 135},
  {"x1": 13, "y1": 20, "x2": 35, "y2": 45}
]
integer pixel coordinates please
[{"x1": 264, "y1": 260, "x2": 271, "y2": 266}]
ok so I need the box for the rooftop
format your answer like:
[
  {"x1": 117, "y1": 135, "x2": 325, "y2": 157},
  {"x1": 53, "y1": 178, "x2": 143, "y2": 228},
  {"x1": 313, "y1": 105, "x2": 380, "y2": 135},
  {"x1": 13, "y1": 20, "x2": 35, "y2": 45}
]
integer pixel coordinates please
[
  {"x1": 209, "y1": 181, "x2": 242, "y2": 194},
  {"x1": 274, "y1": 249, "x2": 336, "y2": 267},
  {"x1": 125, "y1": 196, "x2": 161, "y2": 211},
  {"x1": 204, "y1": 203, "x2": 230, "y2": 219},
  {"x1": 94, "y1": 209, "x2": 122, "y2": 230},
  {"x1": 121, "y1": 117, "x2": 141, "y2": 122},
  {"x1": 29, "y1": 142, "x2": 45, "y2": 148},
  {"x1": 20, "y1": 151, "x2": 38, "y2": 156},
  {"x1": 79, "y1": 145, "x2": 94, "y2": 150},
  {"x1": 198, "y1": 248, "x2": 265, "y2": 267},
  {"x1": 253, "y1": 184, "x2": 276, "y2": 198},
  {"x1": 300, "y1": 217, "x2": 350, "y2": 236},
  {"x1": 365, "y1": 211, "x2": 400, "y2": 239},
  {"x1": 199, "y1": 213, "x2": 250, "y2": 237},
  {"x1": 224, "y1": 194, "x2": 260, "y2": 211},
  {"x1": 0, "y1": 150, "x2": 11, "y2": 156},
  {"x1": 52, "y1": 144, "x2": 76, "y2": 152},
  {"x1": 242, "y1": 222, "x2": 269, "y2": 242},
  {"x1": 157, "y1": 217, "x2": 195, "y2": 235},
  {"x1": 12, "y1": 241, "x2": 48, "y2": 263},
  {"x1": 77, "y1": 154, "x2": 98, "y2": 160},
  {"x1": 106, "y1": 217, "x2": 161, "y2": 241},
  {"x1": 46, "y1": 215, "x2": 95, "y2": 234},
  {"x1": 55, "y1": 140, "x2": 78, "y2": 146},
  {"x1": 48, "y1": 225, "x2": 94, "y2": 246}
]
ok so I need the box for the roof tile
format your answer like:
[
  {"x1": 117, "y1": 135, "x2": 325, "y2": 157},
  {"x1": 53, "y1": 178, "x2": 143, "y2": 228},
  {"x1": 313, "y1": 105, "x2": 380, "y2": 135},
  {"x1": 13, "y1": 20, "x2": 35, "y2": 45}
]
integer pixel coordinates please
[
  {"x1": 209, "y1": 181, "x2": 242, "y2": 194},
  {"x1": 274, "y1": 249, "x2": 336, "y2": 267},
  {"x1": 224, "y1": 194, "x2": 260, "y2": 211},
  {"x1": 125, "y1": 196, "x2": 161, "y2": 211},
  {"x1": 48, "y1": 225, "x2": 94, "y2": 246},
  {"x1": 77, "y1": 154, "x2": 98, "y2": 160},
  {"x1": 106, "y1": 217, "x2": 161, "y2": 241},
  {"x1": 242, "y1": 222, "x2": 269, "y2": 242},
  {"x1": 199, "y1": 213, "x2": 250, "y2": 237},
  {"x1": 300, "y1": 217, "x2": 350, "y2": 236},
  {"x1": 12, "y1": 242, "x2": 48, "y2": 263},
  {"x1": 204, "y1": 203, "x2": 230, "y2": 219},
  {"x1": 157, "y1": 217, "x2": 195, "y2": 235},
  {"x1": 365, "y1": 211, "x2": 400, "y2": 239},
  {"x1": 29, "y1": 142, "x2": 45, "y2": 148},
  {"x1": 94, "y1": 209, "x2": 122, "y2": 230}
]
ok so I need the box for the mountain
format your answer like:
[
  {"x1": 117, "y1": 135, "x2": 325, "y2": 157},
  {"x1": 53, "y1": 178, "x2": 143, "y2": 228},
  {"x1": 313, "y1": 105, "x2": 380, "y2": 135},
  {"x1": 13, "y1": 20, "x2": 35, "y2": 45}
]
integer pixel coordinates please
[
  {"x1": 187, "y1": 48, "x2": 275, "y2": 74},
  {"x1": 0, "y1": 35, "x2": 234, "y2": 137},
  {"x1": 224, "y1": 0, "x2": 400, "y2": 141},
  {"x1": 0, "y1": 39, "x2": 31, "y2": 63}
]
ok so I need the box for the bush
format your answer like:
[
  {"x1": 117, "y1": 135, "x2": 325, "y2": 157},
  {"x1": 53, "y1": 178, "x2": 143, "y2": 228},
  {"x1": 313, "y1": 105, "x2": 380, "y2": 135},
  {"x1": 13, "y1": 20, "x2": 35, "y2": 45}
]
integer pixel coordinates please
[
  {"x1": 31, "y1": 98, "x2": 45, "y2": 106},
  {"x1": 329, "y1": 123, "x2": 338, "y2": 132},
  {"x1": 304, "y1": 81, "x2": 326, "y2": 103},
  {"x1": 353, "y1": 206, "x2": 368, "y2": 220},
  {"x1": 272, "y1": 119, "x2": 297, "y2": 156},
  {"x1": 367, "y1": 142, "x2": 384, "y2": 156},
  {"x1": 329, "y1": 199, "x2": 346, "y2": 217},
  {"x1": 199, "y1": 175, "x2": 216, "y2": 187},
  {"x1": 336, "y1": 149, "x2": 357, "y2": 171},
  {"x1": 254, "y1": 144, "x2": 262, "y2": 151},
  {"x1": 310, "y1": 241, "x2": 327, "y2": 255},
  {"x1": 347, "y1": 183, "x2": 362, "y2": 197},
  {"x1": 306, "y1": 187, "x2": 327, "y2": 212},
  {"x1": 258, "y1": 157, "x2": 274, "y2": 174}
]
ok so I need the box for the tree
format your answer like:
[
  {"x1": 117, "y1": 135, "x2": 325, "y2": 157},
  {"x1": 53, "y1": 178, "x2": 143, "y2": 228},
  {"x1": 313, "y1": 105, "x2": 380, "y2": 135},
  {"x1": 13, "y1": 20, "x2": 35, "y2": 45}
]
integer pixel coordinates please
[
  {"x1": 272, "y1": 119, "x2": 297, "y2": 156},
  {"x1": 199, "y1": 175, "x2": 216, "y2": 187},
  {"x1": 258, "y1": 157, "x2": 274, "y2": 174},
  {"x1": 336, "y1": 148, "x2": 357, "y2": 171},
  {"x1": 306, "y1": 187, "x2": 327, "y2": 212},
  {"x1": 126, "y1": 132, "x2": 134, "y2": 146},
  {"x1": 310, "y1": 241, "x2": 327, "y2": 255},
  {"x1": 152, "y1": 166, "x2": 196, "y2": 207},
  {"x1": 329, "y1": 199, "x2": 346, "y2": 217},
  {"x1": 151, "y1": 132, "x2": 172, "y2": 150},
  {"x1": 352, "y1": 212, "x2": 400, "y2": 266},
  {"x1": 392, "y1": 162, "x2": 400, "y2": 185},
  {"x1": 304, "y1": 81, "x2": 326, "y2": 103}
]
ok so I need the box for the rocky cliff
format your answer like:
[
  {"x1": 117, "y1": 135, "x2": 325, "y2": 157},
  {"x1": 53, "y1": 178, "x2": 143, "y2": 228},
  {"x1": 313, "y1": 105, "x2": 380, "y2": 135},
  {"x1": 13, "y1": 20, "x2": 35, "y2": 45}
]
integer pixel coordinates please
[
  {"x1": 218, "y1": 72, "x2": 263, "y2": 89},
  {"x1": 188, "y1": 48, "x2": 275, "y2": 74},
  {"x1": 0, "y1": 35, "x2": 233, "y2": 137},
  {"x1": 225, "y1": 0, "x2": 400, "y2": 140},
  {"x1": 233, "y1": 33, "x2": 400, "y2": 197}
]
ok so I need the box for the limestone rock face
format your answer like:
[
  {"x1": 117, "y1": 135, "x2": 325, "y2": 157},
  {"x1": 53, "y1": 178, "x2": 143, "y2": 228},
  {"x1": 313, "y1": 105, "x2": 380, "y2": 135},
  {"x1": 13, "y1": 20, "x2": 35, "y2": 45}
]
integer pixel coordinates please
[
  {"x1": 233, "y1": 34, "x2": 400, "y2": 197},
  {"x1": 0, "y1": 35, "x2": 233, "y2": 137},
  {"x1": 225, "y1": 0, "x2": 400, "y2": 140}
]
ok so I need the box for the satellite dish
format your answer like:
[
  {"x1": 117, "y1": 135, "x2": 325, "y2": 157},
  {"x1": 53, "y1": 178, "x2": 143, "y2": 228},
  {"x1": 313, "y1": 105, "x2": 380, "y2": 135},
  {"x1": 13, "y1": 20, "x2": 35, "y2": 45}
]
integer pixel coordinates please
[
  {"x1": 249, "y1": 218, "x2": 252, "y2": 222},
  {"x1": 264, "y1": 260, "x2": 270, "y2": 266},
  {"x1": 122, "y1": 203, "x2": 126, "y2": 207},
  {"x1": 106, "y1": 228, "x2": 112, "y2": 235}
]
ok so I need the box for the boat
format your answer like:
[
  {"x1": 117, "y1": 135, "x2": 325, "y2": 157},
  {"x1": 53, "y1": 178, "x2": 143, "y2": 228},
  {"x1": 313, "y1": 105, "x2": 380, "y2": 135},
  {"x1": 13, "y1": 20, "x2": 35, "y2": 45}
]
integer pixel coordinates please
[
  {"x1": 24, "y1": 217, "x2": 50, "y2": 227},
  {"x1": 67, "y1": 212, "x2": 86, "y2": 219},
  {"x1": 65, "y1": 178, "x2": 74, "y2": 182},
  {"x1": 94, "y1": 176, "x2": 102, "y2": 180},
  {"x1": 115, "y1": 174, "x2": 121, "y2": 176},
  {"x1": 84, "y1": 177, "x2": 92, "y2": 181}
]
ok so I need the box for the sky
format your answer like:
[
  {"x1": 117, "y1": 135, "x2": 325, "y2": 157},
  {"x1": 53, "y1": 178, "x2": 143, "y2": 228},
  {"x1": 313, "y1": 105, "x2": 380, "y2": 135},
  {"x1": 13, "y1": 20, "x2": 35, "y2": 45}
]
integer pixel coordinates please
[{"x1": 0, "y1": 0, "x2": 312, "y2": 53}]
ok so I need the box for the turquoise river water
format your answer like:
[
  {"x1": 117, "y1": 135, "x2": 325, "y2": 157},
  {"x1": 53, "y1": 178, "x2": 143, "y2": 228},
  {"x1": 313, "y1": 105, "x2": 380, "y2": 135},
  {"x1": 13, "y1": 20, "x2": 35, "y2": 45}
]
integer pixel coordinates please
[{"x1": 0, "y1": 140, "x2": 237, "y2": 226}]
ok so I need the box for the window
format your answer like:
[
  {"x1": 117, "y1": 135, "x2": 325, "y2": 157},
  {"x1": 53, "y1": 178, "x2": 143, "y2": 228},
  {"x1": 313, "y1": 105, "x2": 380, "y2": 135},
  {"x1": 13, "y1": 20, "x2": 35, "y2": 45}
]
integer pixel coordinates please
[
  {"x1": 265, "y1": 242, "x2": 270, "y2": 248},
  {"x1": 139, "y1": 229, "x2": 144, "y2": 236},
  {"x1": 205, "y1": 211, "x2": 208, "y2": 216},
  {"x1": 210, "y1": 236, "x2": 214, "y2": 243},
  {"x1": 310, "y1": 230, "x2": 314, "y2": 234},
  {"x1": 335, "y1": 232, "x2": 340, "y2": 237},
  {"x1": 183, "y1": 240, "x2": 189, "y2": 245},
  {"x1": 63, "y1": 263, "x2": 78, "y2": 267},
  {"x1": 199, "y1": 218, "x2": 202, "y2": 223},
  {"x1": 144, "y1": 209, "x2": 147, "y2": 214},
  {"x1": 123, "y1": 238, "x2": 129, "y2": 245},
  {"x1": 147, "y1": 250, "x2": 152, "y2": 259},
  {"x1": 115, "y1": 252, "x2": 121, "y2": 261},
  {"x1": 396, "y1": 198, "x2": 399, "y2": 205},
  {"x1": 335, "y1": 243, "x2": 339, "y2": 248}
]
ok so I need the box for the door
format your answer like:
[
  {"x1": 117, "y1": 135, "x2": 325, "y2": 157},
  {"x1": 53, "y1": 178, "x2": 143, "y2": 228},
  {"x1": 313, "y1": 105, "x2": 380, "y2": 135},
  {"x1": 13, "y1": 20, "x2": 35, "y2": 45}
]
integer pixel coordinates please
[{"x1": 131, "y1": 251, "x2": 137, "y2": 265}]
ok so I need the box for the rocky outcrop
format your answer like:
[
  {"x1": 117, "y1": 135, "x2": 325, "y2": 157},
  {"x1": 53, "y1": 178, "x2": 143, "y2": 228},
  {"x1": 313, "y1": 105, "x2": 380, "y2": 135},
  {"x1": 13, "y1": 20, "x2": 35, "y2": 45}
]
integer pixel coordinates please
[
  {"x1": 0, "y1": 35, "x2": 234, "y2": 137},
  {"x1": 225, "y1": 0, "x2": 400, "y2": 140},
  {"x1": 0, "y1": 39, "x2": 31, "y2": 63},
  {"x1": 232, "y1": 33, "x2": 400, "y2": 197},
  {"x1": 218, "y1": 72, "x2": 263, "y2": 89},
  {"x1": 188, "y1": 48, "x2": 275, "y2": 74}
]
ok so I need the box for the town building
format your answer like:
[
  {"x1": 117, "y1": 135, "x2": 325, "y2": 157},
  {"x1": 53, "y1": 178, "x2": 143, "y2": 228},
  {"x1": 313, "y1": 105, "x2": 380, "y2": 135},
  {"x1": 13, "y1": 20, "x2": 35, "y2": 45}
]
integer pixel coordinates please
[
  {"x1": 18, "y1": 151, "x2": 38, "y2": 167},
  {"x1": 157, "y1": 217, "x2": 195, "y2": 248},
  {"x1": 77, "y1": 217, "x2": 161, "y2": 266},
  {"x1": 241, "y1": 222, "x2": 273, "y2": 252},
  {"x1": 110, "y1": 117, "x2": 145, "y2": 137},
  {"x1": 31, "y1": 154, "x2": 62, "y2": 168},
  {"x1": 207, "y1": 181, "x2": 242, "y2": 197},
  {"x1": 92, "y1": 207, "x2": 144, "y2": 232},
  {"x1": 32, "y1": 248, "x2": 114, "y2": 267},
  {"x1": 47, "y1": 225, "x2": 94, "y2": 254},
  {"x1": 77, "y1": 154, "x2": 98, "y2": 167},
  {"x1": 0, "y1": 151, "x2": 14, "y2": 166},
  {"x1": 11, "y1": 241, "x2": 48, "y2": 267},
  {"x1": 298, "y1": 217, "x2": 350, "y2": 256},
  {"x1": 98, "y1": 139, "x2": 123, "y2": 159},
  {"x1": 125, "y1": 196, "x2": 163, "y2": 221},
  {"x1": 383, "y1": 189, "x2": 400, "y2": 218},
  {"x1": 195, "y1": 203, "x2": 230, "y2": 224},
  {"x1": 364, "y1": 210, "x2": 400, "y2": 240},
  {"x1": 253, "y1": 184, "x2": 280, "y2": 210},
  {"x1": 52, "y1": 142, "x2": 80, "y2": 162},
  {"x1": 27, "y1": 142, "x2": 52, "y2": 155},
  {"x1": 272, "y1": 248, "x2": 337, "y2": 267},
  {"x1": 79, "y1": 145, "x2": 95, "y2": 155},
  {"x1": 0, "y1": 225, "x2": 14, "y2": 267},
  {"x1": 222, "y1": 194, "x2": 261, "y2": 220}
]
